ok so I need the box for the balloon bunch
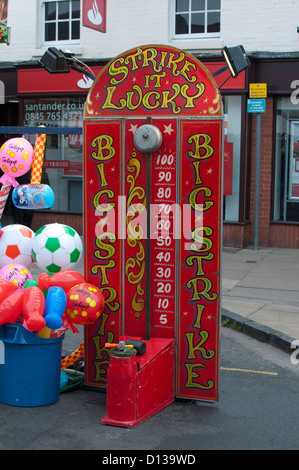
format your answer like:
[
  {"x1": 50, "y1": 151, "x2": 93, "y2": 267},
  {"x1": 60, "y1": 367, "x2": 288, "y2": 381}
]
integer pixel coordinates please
[
  {"x1": 0, "y1": 128, "x2": 55, "y2": 227},
  {"x1": 0, "y1": 268, "x2": 105, "y2": 339},
  {"x1": 12, "y1": 129, "x2": 55, "y2": 211},
  {"x1": 0, "y1": 137, "x2": 34, "y2": 222}
]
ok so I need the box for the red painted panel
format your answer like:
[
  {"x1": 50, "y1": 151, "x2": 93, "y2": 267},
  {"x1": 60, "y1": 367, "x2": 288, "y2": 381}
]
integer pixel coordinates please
[
  {"x1": 149, "y1": 118, "x2": 178, "y2": 338},
  {"x1": 83, "y1": 120, "x2": 123, "y2": 387},
  {"x1": 123, "y1": 119, "x2": 148, "y2": 337},
  {"x1": 177, "y1": 119, "x2": 222, "y2": 401}
]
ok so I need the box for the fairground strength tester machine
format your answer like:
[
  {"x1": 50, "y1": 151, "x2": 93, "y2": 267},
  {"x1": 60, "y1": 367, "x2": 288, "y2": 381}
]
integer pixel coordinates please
[{"x1": 82, "y1": 44, "x2": 225, "y2": 427}]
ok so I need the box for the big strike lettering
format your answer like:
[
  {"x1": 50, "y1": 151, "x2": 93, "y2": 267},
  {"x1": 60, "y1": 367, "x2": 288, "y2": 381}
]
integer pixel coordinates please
[
  {"x1": 89, "y1": 133, "x2": 120, "y2": 382},
  {"x1": 184, "y1": 131, "x2": 217, "y2": 391}
]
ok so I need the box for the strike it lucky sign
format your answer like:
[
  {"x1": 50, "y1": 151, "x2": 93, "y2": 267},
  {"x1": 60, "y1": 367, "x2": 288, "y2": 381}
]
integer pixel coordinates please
[{"x1": 83, "y1": 45, "x2": 223, "y2": 401}]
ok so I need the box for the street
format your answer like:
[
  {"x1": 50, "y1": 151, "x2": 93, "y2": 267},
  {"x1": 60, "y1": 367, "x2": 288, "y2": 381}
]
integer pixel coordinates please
[{"x1": 1, "y1": 326, "x2": 299, "y2": 451}]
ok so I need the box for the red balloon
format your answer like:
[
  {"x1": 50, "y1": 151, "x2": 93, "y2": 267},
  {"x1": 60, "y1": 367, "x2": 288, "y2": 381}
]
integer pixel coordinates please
[
  {"x1": 23, "y1": 286, "x2": 46, "y2": 331},
  {"x1": 38, "y1": 270, "x2": 86, "y2": 293},
  {"x1": 0, "y1": 279, "x2": 18, "y2": 303},
  {"x1": 65, "y1": 283, "x2": 104, "y2": 325},
  {"x1": 0, "y1": 291, "x2": 24, "y2": 325}
]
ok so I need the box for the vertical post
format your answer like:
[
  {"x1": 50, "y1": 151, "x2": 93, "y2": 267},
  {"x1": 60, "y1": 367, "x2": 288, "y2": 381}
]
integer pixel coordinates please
[{"x1": 253, "y1": 113, "x2": 262, "y2": 250}]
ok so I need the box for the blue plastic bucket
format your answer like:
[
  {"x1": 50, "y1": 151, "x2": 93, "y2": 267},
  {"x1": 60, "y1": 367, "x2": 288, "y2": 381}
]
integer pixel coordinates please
[{"x1": 0, "y1": 323, "x2": 63, "y2": 407}]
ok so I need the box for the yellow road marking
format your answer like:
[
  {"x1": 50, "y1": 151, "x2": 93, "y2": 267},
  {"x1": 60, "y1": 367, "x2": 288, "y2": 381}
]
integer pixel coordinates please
[{"x1": 220, "y1": 367, "x2": 278, "y2": 376}]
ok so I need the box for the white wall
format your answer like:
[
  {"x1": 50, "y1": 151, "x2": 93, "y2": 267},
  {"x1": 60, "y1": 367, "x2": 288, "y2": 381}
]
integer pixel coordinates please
[{"x1": 1, "y1": 0, "x2": 299, "y2": 63}]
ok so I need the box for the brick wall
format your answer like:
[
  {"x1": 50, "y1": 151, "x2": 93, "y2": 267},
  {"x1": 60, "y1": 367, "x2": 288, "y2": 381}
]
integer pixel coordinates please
[
  {"x1": 248, "y1": 96, "x2": 274, "y2": 247},
  {"x1": 31, "y1": 212, "x2": 83, "y2": 235}
]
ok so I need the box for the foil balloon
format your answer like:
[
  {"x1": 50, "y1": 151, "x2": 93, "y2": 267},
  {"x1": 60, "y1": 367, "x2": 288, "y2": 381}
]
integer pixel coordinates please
[
  {"x1": 65, "y1": 282, "x2": 104, "y2": 325},
  {"x1": 0, "y1": 137, "x2": 33, "y2": 186},
  {"x1": 0, "y1": 263, "x2": 33, "y2": 291}
]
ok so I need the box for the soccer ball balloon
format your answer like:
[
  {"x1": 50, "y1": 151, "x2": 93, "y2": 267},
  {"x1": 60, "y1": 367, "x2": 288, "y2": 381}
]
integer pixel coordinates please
[
  {"x1": 0, "y1": 224, "x2": 35, "y2": 268},
  {"x1": 32, "y1": 223, "x2": 83, "y2": 274}
]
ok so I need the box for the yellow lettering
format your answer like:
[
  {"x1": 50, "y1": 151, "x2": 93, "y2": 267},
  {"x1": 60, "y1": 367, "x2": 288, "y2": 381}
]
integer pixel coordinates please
[
  {"x1": 180, "y1": 83, "x2": 205, "y2": 107},
  {"x1": 186, "y1": 277, "x2": 218, "y2": 302},
  {"x1": 161, "y1": 83, "x2": 181, "y2": 114},
  {"x1": 92, "y1": 260, "x2": 116, "y2": 286},
  {"x1": 91, "y1": 134, "x2": 116, "y2": 161},
  {"x1": 102, "y1": 86, "x2": 126, "y2": 110},
  {"x1": 190, "y1": 226, "x2": 214, "y2": 252},
  {"x1": 126, "y1": 85, "x2": 143, "y2": 110},
  {"x1": 93, "y1": 189, "x2": 115, "y2": 212},
  {"x1": 188, "y1": 133, "x2": 214, "y2": 160},
  {"x1": 193, "y1": 304, "x2": 205, "y2": 329},
  {"x1": 186, "y1": 253, "x2": 214, "y2": 276},
  {"x1": 108, "y1": 57, "x2": 129, "y2": 85},
  {"x1": 185, "y1": 331, "x2": 215, "y2": 360},
  {"x1": 189, "y1": 187, "x2": 214, "y2": 212},
  {"x1": 94, "y1": 232, "x2": 116, "y2": 261},
  {"x1": 165, "y1": 51, "x2": 186, "y2": 76},
  {"x1": 185, "y1": 362, "x2": 214, "y2": 390}
]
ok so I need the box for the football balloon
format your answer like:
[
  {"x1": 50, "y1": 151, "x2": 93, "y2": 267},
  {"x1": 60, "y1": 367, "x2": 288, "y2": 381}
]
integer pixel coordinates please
[
  {"x1": 32, "y1": 223, "x2": 83, "y2": 273},
  {"x1": 0, "y1": 224, "x2": 34, "y2": 268}
]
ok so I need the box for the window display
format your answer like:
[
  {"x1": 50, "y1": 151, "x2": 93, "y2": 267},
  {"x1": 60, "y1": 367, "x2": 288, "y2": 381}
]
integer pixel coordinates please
[
  {"x1": 23, "y1": 97, "x2": 84, "y2": 213},
  {"x1": 274, "y1": 97, "x2": 299, "y2": 222}
]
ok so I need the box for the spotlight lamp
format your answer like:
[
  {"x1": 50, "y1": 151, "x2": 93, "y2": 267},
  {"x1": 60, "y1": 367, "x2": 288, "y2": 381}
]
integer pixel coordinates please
[
  {"x1": 212, "y1": 45, "x2": 250, "y2": 88},
  {"x1": 221, "y1": 45, "x2": 250, "y2": 78},
  {"x1": 39, "y1": 47, "x2": 95, "y2": 80}
]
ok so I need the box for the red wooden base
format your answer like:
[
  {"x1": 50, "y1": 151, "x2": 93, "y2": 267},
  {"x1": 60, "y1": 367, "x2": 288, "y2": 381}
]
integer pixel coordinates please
[{"x1": 102, "y1": 337, "x2": 175, "y2": 428}]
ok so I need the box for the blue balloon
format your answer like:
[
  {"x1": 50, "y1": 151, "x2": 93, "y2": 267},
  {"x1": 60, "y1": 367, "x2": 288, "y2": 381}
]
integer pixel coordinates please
[
  {"x1": 12, "y1": 184, "x2": 55, "y2": 210},
  {"x1": 44, "y1": 286, "x2": 67, "y2": 330}
]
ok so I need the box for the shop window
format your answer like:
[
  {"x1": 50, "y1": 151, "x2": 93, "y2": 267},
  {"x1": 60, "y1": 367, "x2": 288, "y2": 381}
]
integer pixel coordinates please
[
  {"x1": 173, "y1": 0, "x2": 221, "y2": 38},
  {"x1": 23, "y1": 97, "x2": 84, "y2": 213},
  {"x1": 222, "y1": 95, "x2": 242, "y2": 222},
  {"x1": 41, "y1": 0, "x2": 80, "y2": 45},
  {"x1": 274, "y1": 97, "x2": 299, "y2": 222}
]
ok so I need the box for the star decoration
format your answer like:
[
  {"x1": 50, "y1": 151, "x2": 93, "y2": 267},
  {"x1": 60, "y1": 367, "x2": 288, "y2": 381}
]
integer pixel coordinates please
[
  {"x1": 163, "y1": 124, "x2": 174, "y2": 135},
  {"x1": 129, "y1": 124, "x2": 138, "y2": 134},
  {"x1": 203, "y1": 97, "x2": 209, "y2": 104},
  {"x1": 96, "y1": 92, "x2": 101, "y2": 100},
  {"x1": 111, "y1": 166, "x2": 116, "y2": 172},
  {"x1": 207, "y1": 168, "x2": 213, "y2": 175},
  {"x1": 89, "y1": 179, "x2": 94, "y2": 185}
]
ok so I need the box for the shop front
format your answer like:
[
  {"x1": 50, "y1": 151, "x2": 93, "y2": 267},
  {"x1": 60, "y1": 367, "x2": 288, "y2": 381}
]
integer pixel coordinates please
[
  {"x1": 16, "y1": 64, "x2": 103, "y2": 234},
  {"x1": 233, "y1": 55, "x2": 299, "y2": 249}
]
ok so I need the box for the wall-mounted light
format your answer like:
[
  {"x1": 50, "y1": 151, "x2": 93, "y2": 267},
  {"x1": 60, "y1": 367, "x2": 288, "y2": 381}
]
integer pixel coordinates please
[
  {"x1": 213, "y1": 45, "x2": 250, "y2": 88},
  {"x1": 39, "y1": 47, "x2": 95, "y2": 80},
  {"x1": 222, "y1": 45, "x2": 250, "y2": 78}
]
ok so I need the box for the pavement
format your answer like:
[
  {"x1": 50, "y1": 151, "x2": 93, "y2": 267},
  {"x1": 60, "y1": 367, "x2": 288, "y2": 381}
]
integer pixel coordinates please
[{"x1": 221, "y1": 246, "x2": 299, "y2": 353}]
